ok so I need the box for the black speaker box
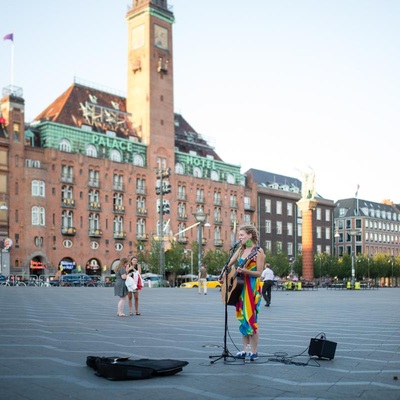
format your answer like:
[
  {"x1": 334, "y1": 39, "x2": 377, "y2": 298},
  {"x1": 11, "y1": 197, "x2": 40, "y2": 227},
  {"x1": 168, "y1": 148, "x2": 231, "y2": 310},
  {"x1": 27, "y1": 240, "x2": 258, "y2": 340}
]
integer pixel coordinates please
[{"x1": 308, "y1": 338, "x2": 337, "y2": 360}]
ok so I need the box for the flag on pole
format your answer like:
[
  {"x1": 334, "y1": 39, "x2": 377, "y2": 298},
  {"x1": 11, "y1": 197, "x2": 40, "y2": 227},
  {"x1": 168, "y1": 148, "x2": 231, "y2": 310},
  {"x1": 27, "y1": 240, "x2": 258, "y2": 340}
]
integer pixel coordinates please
[
  {"x1": 3, "y1": 33, "x2": 13, "y2": 41},
  {"x1": 355, "y1": 184, "x2": 360, "y2": 197}
]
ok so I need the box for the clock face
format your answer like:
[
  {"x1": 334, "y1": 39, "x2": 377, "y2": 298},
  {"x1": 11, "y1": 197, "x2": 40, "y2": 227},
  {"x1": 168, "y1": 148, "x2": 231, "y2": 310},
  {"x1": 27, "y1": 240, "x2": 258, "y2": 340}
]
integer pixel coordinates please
[
  {"x1": 132, "y1": 25, "x2": 145, "y2": 50},
  {"x1": 154, "y1": 24, "x2": 168, "y2": 50}
]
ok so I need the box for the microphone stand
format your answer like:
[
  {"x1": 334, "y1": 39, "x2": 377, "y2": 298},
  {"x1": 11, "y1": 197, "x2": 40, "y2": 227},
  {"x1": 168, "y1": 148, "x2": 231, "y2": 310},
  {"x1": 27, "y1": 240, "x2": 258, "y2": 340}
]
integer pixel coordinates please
[{"x1": 209, "y1": 245, "x2": 238, "y2": 364}]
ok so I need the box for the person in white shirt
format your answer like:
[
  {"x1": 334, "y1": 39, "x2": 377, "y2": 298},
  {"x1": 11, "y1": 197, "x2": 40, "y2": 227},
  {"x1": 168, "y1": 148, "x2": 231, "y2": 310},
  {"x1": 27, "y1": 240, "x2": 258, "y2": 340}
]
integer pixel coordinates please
[{"x1": 260, "y1": 263, "x2": 274, "y2": 307}]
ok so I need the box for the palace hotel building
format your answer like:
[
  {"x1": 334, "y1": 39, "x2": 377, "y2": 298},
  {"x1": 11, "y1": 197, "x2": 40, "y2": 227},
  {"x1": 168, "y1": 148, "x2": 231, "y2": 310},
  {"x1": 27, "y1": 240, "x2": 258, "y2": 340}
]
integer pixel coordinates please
[{"x1": 0, "y1": 0, "x2": 340, "y2": 279}]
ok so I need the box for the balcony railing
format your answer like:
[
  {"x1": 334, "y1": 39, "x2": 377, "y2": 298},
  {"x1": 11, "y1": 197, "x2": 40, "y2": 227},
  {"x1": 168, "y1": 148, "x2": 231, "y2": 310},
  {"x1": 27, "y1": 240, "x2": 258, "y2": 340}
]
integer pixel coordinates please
[
  {"x1": 136, "y1": 233, "x2": 149, "y2": 241},
  {"x1": 89, "y1": 229, "x2": 103, "y2": 237},
  {"x1": 230, "y1": 201, "x2": 238, "y2": 208},
  {"x1": 136, "y1": 186, "x2": 147, "y2": 195},
  {"x1": 214, "y1": 239, "x2": 224, "y2": 247},
  {"x1": 177, "y1": 236, "x2": 189, "y2": 244},
  {"x1": 61, "y1": 175, "x2": 74, "y2": 184},
  {"x1": 137, "y1": 208, "x2": 148, "y2": 216},
  {"x1": 113, "y1": 183, "x2": 125, "y2": 192},
  {"x1": 88, "y1": 201, "x2": 101, "y2": 211},
  {"x1": 214, "y1": 217, "x2": 223, "y2": 225},
  {"x1": 61, "y1": 226, "x2": 77, "y2": 236},
  {"x1": 230, "y1": 219, "x2": 239, "y2": 227},
  {"x1": 113, "y1": 204, "x2": 125, "y2": 213},
  {"x1": 62, "y1": 198, "x2": 75, "y2": 208},
  {"x1": 196, "y1": 197, "x2": 205, "y2": 204},
  {"x1": 244, "y1": 203, "x2": 255, "y2": 212},
  {"x1": 178, "y1": 213, "x2": 188, "y2": 221},
  {"x1": 213, "y1": 199, "x2": 222, "y2": 206},
  {"x1": 114, "y1": 231, "x2": 127, "y2": 239},
  {"x1": 177, "y1": 193, "x2": 187, "y2": 201},
  {"x1": 88, "y1": 179, "x2": 100, "y2": 188}
]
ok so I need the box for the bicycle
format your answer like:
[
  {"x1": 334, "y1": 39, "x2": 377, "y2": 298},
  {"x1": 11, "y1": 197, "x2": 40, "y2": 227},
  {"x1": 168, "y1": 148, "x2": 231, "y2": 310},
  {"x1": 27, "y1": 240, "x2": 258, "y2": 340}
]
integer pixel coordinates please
[{"x1": 1, "y1": 276, "x2": 26, "y2": 287}]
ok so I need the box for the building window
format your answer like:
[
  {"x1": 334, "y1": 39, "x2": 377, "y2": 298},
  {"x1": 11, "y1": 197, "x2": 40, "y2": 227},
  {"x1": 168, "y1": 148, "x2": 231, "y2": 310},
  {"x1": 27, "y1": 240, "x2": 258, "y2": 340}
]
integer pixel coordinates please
[
  {"x1": 265, "y1": 220, "x2": 271, "y2": 234},
  {"x1": 110, "y1": 149, "x2": 121, "y2": 162},
  {"x1": 32, "y1": 180, "x2": 45, "y2": 197},
  {"x1": 265, "y1": 240, "x2": 272, "y2": 252},
  {"x1": 277, "y1": 221, "x2": 282, "y2": 235},
  {"x1": 265, "y1": 199, "x2": 271, "y2": 213},
  {"x1": 62, "y1": 165, "x2": 74, "y2": 183},
  {"x1": 137, "y1": 218, "x2": 146, "y2": 235},
  {"x1": 86, "y1": 144, "x2": 97, "y2": 157},
  {"x1": 325, "y1": 209, "x2": 330, "y2": 222},
  {"x1": 287, "y1": 202, "x2": 293, "y2": 216},
  {"x1": 193, "y1": 166, "x2": 202, "y2": 178},
  {"x1": 287, "y1": 222, "x2": 293, "y2": 236},
  {"x1": 211, "y1": 170, "x2": 219, "y2": 181},
  {"x1": 89, "y1": 213, "x2": 100, "y2": 230},
  {"x1": 316, "y1": 226, "x2": 322, "y2": 239},
  {"x1": 287, "y1": 242, "x2": 293, "y2": 256},
  {"x1": 276, "y1": 201, "x2": 282, "y2": 215},
  {"x1": 133, "y1": 154, "x2": 144, "y2": 167},
  {"x1": 325, "y1": 227, "x2": 331, "y2": 240},
  {"x1": 32, "y1": 206, "x2": 45, "y2": 226},
  {"x1": 62, "y1": 210, "x2": 73, "y2": 228},
  {"x1": 175, "y1": 162, "x2": 184, "y2": 174},
  {"x1": 13, "y1": 122, "x2": 20, "y2": 142},
  {"x1": 59, "y1": 139, "x2": 72, "y2": 152},
  {"x1": 89, "y1": 169, "x2": 99, "y2": 187},
  {"x1": 62, "y1": 185, "x2": 73, "y2": 200},
  {"x1": 226, "y1": 173, "x2": 235, "y2": 184}
]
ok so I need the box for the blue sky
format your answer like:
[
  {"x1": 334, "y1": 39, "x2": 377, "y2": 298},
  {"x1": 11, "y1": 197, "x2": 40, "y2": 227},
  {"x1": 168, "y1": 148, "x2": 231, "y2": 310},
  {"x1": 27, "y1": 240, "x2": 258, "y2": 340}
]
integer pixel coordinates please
[{"x1": 1, "y1": 0, "x2": 399, "y2": 203}]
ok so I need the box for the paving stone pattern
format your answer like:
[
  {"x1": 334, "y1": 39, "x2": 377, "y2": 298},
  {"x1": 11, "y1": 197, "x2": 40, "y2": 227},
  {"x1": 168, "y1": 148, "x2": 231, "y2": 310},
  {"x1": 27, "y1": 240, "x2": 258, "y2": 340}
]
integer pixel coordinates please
[{"x1": 0, "y1": 286, "x2": 399, "y2": 400}]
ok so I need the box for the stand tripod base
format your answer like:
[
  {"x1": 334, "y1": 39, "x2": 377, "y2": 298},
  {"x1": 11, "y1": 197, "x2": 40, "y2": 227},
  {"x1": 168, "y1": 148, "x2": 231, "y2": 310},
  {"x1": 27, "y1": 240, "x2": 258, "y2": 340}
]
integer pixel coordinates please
[{"x1": 209, "y1": 348, "x2": 237, "y2": 364}]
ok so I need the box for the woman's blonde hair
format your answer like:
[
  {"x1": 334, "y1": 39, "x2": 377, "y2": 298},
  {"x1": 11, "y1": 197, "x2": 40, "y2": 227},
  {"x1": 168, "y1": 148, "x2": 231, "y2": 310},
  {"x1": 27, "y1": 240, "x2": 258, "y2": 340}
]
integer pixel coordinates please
[
  {"x1": 239, "y1": 224, "x2": 259, "y2": 244},
  {"x1": 114, "y1": 257, "x2": 129, "y2": 273}
]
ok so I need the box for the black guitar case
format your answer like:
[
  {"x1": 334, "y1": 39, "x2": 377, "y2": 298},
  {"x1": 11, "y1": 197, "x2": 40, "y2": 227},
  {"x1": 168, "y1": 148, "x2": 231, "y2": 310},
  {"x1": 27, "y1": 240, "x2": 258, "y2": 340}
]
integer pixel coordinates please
[{"x1": 86, "y1": 356, "x2": 189, "y2": 381}]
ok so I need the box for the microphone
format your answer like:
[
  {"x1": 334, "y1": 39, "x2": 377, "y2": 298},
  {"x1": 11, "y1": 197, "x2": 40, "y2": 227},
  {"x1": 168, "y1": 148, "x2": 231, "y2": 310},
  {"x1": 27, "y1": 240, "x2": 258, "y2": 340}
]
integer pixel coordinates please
[{"x1": 231, "y1": 240, "x2": 241, "y2": 250}]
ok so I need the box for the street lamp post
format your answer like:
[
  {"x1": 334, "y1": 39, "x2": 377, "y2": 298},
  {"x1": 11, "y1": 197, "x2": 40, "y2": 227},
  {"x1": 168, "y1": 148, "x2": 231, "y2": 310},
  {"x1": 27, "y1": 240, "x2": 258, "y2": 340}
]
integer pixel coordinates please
[
  {"x1": 193, "y1": 211, "x2": 208, "y2": 274},
  {"x1": 155, "y1": 167, "x2": 171, "y2": 279},
  {"x1": 348, "y1": 229, "x2": 359, "y2": 287}
]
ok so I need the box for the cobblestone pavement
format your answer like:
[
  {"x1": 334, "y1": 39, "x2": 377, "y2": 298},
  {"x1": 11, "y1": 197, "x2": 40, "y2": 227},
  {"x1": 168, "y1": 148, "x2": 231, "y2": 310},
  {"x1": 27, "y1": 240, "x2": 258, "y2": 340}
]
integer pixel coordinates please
[{"x1": 0, "y1": 286, "x2": 399, "y2": 399}]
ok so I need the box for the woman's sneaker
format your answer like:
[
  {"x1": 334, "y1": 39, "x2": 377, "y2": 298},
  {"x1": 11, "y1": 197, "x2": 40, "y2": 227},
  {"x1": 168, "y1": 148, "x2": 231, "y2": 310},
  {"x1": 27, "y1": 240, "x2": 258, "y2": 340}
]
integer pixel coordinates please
[
  {"x1": 250, "y1": 352, "x2": 259, "y2": 361},
  {"x1": 235, "y1": 351, "x2": 246, "y2": 359}
]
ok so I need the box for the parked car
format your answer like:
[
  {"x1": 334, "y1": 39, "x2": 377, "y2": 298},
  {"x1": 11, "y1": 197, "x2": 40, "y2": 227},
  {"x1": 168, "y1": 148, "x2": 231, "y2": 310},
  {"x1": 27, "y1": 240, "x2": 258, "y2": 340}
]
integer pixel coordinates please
[
  {"x1": 60, "y1": 274, "x2": 96, "y2": 287},
  {"x1": 180, "y1": 277, "x2": 221, "y2": 289},
  {"x1": 141, "y1": 273, "x2": 170, "y2": 288}
]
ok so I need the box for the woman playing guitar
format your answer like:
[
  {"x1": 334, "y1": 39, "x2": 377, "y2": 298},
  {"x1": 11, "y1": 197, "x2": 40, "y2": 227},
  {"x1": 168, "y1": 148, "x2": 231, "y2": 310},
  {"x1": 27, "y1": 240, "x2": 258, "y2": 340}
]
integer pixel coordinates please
[{"x1": 219, "y1": 224, "x2": 265, "y2": 361}]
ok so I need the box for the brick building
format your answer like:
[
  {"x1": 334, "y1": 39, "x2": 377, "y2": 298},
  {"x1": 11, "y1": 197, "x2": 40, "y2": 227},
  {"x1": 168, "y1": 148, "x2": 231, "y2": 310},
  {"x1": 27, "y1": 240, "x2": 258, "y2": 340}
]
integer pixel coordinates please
[{"x1": 0, "y1": 0, "x2": 338, "y2": 280}]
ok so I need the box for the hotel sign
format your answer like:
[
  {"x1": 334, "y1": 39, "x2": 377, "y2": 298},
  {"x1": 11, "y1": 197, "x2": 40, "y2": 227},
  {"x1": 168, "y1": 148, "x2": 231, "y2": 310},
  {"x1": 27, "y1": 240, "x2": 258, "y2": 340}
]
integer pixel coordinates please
[{"x1": 91, "y1": 134, "x2": 134, "y2": 152}]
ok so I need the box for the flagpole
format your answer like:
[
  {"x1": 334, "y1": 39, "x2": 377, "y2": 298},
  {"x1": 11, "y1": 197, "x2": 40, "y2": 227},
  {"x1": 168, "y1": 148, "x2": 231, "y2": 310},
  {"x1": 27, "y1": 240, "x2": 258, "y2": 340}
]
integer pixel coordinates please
[{"x1": 11, "y1": 40, "x2": 14, "y2": 88}]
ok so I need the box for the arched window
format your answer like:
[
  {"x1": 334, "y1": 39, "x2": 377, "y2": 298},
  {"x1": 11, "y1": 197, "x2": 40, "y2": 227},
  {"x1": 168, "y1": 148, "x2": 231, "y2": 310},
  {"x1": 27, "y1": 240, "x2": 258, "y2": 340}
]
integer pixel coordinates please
[
  {"x1": 175, "y1": 162, "x2": 184, "y2": 174},
  {"x1": 211, "y1": 170, "x2": 219, "y2": 181},
  {"x1": 110, "y1": 149, "x2": 121, "y2": 162},
  {"x1": 59, "y1": 139, "x2": 71, "y2": 152},
  {"x1": 86, "y1": 144, "x2": 97, "y2": 157},
  {"x1": 133, "y1": 154, "x2": 144, "y2": 166},
  {"x1": 193, "y1": 166, "x2": 202, "y2": 178}
]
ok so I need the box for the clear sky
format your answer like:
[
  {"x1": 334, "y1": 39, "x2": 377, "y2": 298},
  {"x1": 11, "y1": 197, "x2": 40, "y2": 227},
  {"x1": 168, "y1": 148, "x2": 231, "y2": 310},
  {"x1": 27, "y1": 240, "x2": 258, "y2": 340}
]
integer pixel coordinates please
[{"x1": 1, "y1": 0, "x2": 399, "y2": 204}]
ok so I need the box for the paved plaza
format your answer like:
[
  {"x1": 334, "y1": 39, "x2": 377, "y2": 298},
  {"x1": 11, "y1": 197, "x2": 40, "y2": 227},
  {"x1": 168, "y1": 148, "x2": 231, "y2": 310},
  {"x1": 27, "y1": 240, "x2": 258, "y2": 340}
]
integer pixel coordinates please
[{"x1": 0, "y1": 285, "x2": 399, "y2": 400}]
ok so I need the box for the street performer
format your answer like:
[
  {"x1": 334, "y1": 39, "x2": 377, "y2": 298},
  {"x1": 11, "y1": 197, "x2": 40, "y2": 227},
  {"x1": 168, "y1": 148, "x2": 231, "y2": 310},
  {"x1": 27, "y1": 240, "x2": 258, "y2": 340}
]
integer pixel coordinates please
[{"x1": 219, "y1": 224, "x2": 265, "y2": 361}]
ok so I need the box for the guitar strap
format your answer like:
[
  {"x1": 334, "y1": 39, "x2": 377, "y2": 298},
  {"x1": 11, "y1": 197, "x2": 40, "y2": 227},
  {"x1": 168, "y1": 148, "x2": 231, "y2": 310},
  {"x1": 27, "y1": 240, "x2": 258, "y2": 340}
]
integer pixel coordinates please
[{"x1": 238, "y1": 246, "x2": 260, "y2": 269}]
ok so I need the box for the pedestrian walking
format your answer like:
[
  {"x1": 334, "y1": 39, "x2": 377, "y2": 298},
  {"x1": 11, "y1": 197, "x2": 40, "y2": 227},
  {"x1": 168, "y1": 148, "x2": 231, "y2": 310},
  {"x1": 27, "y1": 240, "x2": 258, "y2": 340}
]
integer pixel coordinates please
[
  {"x1": 261, "y1": 263, "x2": 275, "y2": 307},
  {"x1": 198, "y1": 265, "x2": 207, "y2": 295}
]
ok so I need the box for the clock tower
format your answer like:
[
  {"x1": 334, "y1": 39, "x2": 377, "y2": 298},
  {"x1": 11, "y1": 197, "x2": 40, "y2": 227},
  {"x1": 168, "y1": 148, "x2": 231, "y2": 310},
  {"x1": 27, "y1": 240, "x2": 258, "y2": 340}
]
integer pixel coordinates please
[{"x1": 126, "y1": 0, "x2": 175, "y2": 169}]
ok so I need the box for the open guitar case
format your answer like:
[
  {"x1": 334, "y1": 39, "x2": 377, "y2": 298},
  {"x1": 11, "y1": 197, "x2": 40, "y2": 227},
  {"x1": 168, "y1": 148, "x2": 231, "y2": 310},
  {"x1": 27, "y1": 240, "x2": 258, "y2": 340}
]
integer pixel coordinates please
[{"x1": 87, "y1": 356, "x2": 189, "y2": 381}]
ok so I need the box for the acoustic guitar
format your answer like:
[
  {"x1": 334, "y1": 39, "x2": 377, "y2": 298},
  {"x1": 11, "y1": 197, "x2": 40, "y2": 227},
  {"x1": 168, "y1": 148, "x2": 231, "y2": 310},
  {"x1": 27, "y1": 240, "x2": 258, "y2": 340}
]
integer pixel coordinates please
[{"x1": 221, "y1": 247, "x2": 260, "y2": 306}]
